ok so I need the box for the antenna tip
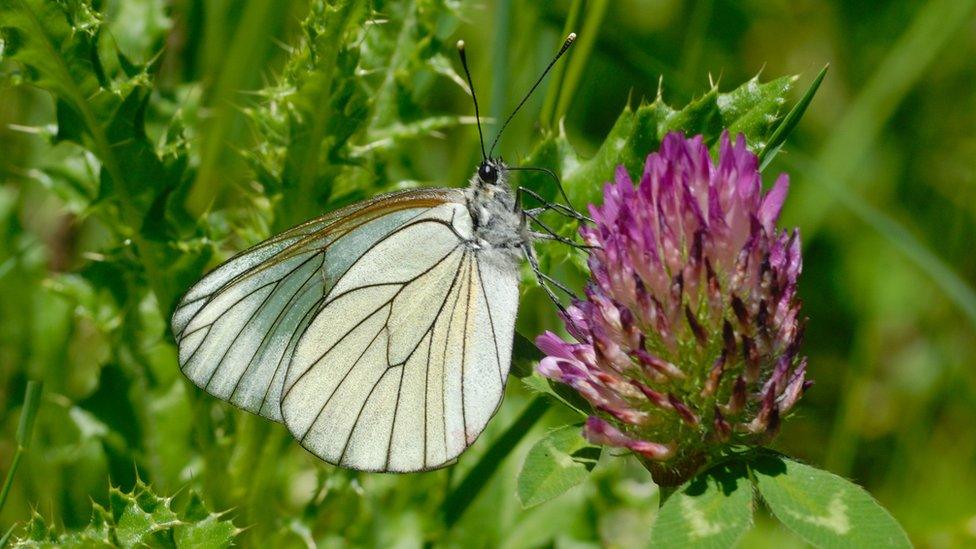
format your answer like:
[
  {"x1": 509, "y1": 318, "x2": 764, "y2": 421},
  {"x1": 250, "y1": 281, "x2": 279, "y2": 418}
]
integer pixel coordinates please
[
  {"x1": 568, "y1": 32, "x2": 577, "y2": 41},
  {"x1": 456, "y1": 39, "x2": 466, "y2": 51}
]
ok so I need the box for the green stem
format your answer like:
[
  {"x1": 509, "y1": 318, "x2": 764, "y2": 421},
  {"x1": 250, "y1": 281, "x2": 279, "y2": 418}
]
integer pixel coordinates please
[
  {"x1": 551, "y1": 0, "x2": 608, "y2": 124},
  {"x1": 0, "y1": 381, "x2": 43, "y2": 515},
  {"x1": 442, "y1": 396, "x2": 550, "y2": 528},
  {"x1": 488, "y1": 0, "x2": 511, "y2": 137},
  {"x1": 538, "y1": 0, "x2": 583, "y2": 129},
  {"x1": 185, "y1": 0, "x2": 285, "y2": 217}
]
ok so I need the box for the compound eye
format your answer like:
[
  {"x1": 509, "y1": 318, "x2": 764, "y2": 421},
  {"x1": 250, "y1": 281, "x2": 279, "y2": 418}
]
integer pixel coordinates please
[{"x1": 479, "y1": 163, "x2": 498, "y2": 183}]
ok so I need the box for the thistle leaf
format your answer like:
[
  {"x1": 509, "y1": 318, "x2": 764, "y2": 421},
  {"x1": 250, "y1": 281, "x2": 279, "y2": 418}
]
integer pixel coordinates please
[
  {"x1": 0, "y1": 0, "x2": 202, "y2": 315},
  {"x1": 521, "y1": 75, "x2": 797, "y2": 211},
  {"x1": 11, "y1": 482, "x2": 238, "y2": 548}
]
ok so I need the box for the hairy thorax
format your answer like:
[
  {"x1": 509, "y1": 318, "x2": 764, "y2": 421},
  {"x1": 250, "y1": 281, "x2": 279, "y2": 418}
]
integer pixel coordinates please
[{"x1": 465, "y1": 172, "x2": 526, "y2": 263}]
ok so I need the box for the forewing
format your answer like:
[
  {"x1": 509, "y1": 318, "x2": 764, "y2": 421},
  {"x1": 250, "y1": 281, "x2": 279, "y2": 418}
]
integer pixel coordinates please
[
  {"x1": 171, "y1": 189, "x2": 464, "y2": 421},
  {"x1": 280, "y1": 207, "x2": 520, "y2": 472}
]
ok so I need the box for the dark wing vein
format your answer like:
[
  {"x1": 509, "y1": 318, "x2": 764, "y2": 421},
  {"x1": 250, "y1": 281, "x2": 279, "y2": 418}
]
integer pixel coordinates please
[
  {"x1": 421, "y1": 328, "x2": 435, "y2": 469},
  {"x1": 179, "y1": 275, "x2": 281, "y2": 373},
  {"x1": 322, "y1": 218, "x2": 468, "y2": 304},
  {"x1": 285, "y1": 243, "x2": 462, "y2": 395},
  {"x1": 177, "y1": 250, "x2": 318, "y2": 343},
  {"x1": 299, "y1": 325, "x2": 387, "y2": 442},
  {"x1": 257, "y1": 296, "x2": 325, "y2": 416},
  {"x1": 459, "y1": 258, "x2": 474, "y2": 440},
  {"x1": 175, "y1": 189, "x2": 461, "y2": 343},
  {"x1": 203, "y1": 274, "x2": 284, "y2": 390},
  {"x1": 337, "y1": 362, "x2": 399, "y2": 466},
  {"x1": 439, "y1": 255, "x2": 467, "y2": 456},
  {"x1": 384, "y1": 361, "x2": 408, "y2": 470},
  {"x1": 227, "y1": 253, "x2": 324, "y2": 401},
  {"x1": 300, "y1": 246, "x2": 470, "y2": 467},
  {"x1": 475, "y1": 260, "x2": 505, "y2": 385}
]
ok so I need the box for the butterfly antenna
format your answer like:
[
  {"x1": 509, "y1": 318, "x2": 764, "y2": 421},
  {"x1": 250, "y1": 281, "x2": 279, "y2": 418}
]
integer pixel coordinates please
[
  {"x1": 488, "y1": 33, "x2": 576, "y2": 157},
  {"x1": 457, "y1": 40, "x2": 487, "y2": 161}
]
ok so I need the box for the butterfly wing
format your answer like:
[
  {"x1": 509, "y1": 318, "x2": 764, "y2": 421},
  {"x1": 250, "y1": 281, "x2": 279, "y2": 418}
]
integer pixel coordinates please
[
  {"x1": 280, "y1": 201, "x2": 520, "y2": 472},
  {"x1": 171, "y1": 188, "x2": 465, "y2": 421}
]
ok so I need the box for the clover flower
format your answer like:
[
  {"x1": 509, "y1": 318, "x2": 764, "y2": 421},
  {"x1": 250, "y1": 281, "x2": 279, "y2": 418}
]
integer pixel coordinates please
[{"x1": 537, "y1": 132, "x2": 809, "y2": 485}]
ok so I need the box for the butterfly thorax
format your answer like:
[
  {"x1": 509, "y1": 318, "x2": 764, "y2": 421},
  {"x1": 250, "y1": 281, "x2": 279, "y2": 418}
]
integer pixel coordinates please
[{"x1": 465, "y1": 161, "x2": 526, "y2": 256}]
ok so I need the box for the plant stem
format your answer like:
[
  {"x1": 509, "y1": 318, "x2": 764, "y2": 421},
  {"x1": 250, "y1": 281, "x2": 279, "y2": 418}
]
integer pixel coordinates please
[
  {"x1": 488, "y1": 0, "x2": 511, "y2": 139},
  {"x1": 442, "y1": 396, "x2": 549, "y2": 528},
  {"x1": 551, "y1": 0, "x2": 608, "y2": 124},
  {"x1": 538, "y1": 0, "x2": 583, "y2": 129},
  {"x1": 0, "y1": 381, "x2": 43, "y2": 515}
]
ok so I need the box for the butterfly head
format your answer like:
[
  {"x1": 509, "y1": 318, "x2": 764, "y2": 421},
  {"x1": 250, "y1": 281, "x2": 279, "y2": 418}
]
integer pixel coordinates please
[{"x1": 477, "y1": 158, "x2": 508, "y2": 187}]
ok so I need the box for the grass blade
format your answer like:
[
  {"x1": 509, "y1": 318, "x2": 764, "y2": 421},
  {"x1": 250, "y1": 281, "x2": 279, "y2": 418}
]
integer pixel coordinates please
[
  {"x1": 759, "y1": 64, "x2": 828, "y2": 171},
  {"x1": 0, "y1": 381, "x2": 43, "y2": 515},
  {"x1": 787, "y1": 154, "x2": 976, "y2": 329},
  {"x1": 539, "y1": 0, "x2": 584, "y2": 129},
  {"x1": 442, "y1": 396, "x2": 550, "y2": 528},
  {"x1": 552, "y1": 0, "x2": 609, "y2": 124}
]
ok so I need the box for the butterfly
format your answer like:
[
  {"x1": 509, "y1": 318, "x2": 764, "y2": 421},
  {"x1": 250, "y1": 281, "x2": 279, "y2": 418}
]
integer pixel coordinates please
[{"x1": 171, "y1": 34, "x2": 582, "y2": 472}]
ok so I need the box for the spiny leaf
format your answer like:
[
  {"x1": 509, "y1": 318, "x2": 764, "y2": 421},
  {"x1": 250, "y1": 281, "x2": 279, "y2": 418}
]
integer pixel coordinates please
[
  {"x1": 0, "y1": 0, "x2": 203, "y2": 315},
  {"x1": 12, "y1": 482, "x2": 238, "y2": 548},
  {"x1": 751, "y1": 454, "x2": 910, "y2": 548},
  {"x1": 521, "y1": 74, "x2": 797, "y2": 213},
  {"x1": 650, "y1": 459, "x2": 754, "y2": 548}
]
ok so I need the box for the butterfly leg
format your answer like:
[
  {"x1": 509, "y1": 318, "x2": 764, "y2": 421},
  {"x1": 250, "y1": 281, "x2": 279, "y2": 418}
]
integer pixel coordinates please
[
  {"x1": 524, "y1": 211, "x2": 599, "y2": 251},
  {"x1": 521, "y1": 244, "x2": 578, "y2": 313},
  {"x1": 516, "y1": 186, "x2": 593, "y2": 223}
]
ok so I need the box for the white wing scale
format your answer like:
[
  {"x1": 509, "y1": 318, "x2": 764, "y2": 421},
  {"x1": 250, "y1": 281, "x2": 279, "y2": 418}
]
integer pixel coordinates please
[
  {"x1": 171, "y1": 190, "x2": 463, "y2": 422},
  {"x1": 171, "y1": 190, "x2": 520, "y2": 472},
  {"x1": 281, "y1": 205, "x2": 519, "y2": 471}
]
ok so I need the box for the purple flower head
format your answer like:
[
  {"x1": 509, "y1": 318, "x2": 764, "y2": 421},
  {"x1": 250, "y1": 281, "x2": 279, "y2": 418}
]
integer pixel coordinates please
[{"x1": 537, "y1": 132, "x2": 808, "y2": 486}]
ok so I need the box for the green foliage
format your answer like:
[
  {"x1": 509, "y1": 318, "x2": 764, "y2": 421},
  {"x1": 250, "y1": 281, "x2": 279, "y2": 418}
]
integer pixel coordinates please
[
  {"x1": 0, "y1": 0, "x2": 204, "y2": 314},
  {"x1": 752, "y1": 454, "x2": 911, "y2": 548},
  {"x1": 1, "y1": 0, "x2": 974, "y2": 546},
  {"x1": 650, "y1": 460, "x2": 754, "y2": 548},
  {"x1": 523, "y1": 74, "x2": 795, "y2": 212},
  {"x1": 759, "y1": 65, "x2": 828, "y2": 171},
  {"x1": 643, "y1": 452, "x2": 910, "y2": 548},
  {"x1": 11, "y1": 480, "x2": 238, "y2": 548},
  {"x1": 517, "y1": 425, "x2": 599, "y2": 509}
]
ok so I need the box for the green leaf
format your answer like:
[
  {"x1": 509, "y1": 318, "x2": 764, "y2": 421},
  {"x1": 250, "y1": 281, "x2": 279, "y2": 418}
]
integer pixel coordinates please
[
  {"x1": 523, "y1": 74, "x2": 797, "y2": 226},
  {"x1": 751, "y1": 455, "x2": 911, "y2": 548},
  {"x1": 759, "y1": 65, "x2": 828, "y2": 171},
  {"x1": 650, "y1": 460, "x2": 754, "y2": 548},
  {"x1": 720, "y1": 75, "x2": 795, "y2": 151},
  {"x1": 443, "y1": 397, "x2": 550, "y2": 527},
  {"x1": 112, "y1": 481, "x2": 181, "y2": 546},
  {"x1": 173, "y1": 492, "x2": 238, "y2": 549},
  {"x1": 12, "y1": 481, "x2": 238, "y2": 548},
  {"x1": 517, "y1": 425, "x2": 600, "y2": 508}
]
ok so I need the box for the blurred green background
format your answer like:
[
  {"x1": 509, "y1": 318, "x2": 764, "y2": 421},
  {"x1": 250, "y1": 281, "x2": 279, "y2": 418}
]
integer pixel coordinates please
[{"x1": 2, "y1": 0, "x2": 975, "y2": 546}]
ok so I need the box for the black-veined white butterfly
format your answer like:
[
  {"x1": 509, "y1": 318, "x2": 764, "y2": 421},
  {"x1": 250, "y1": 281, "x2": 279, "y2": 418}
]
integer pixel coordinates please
[{"x1": 172, "y1": 34, "x2": 582, "y2": 472}]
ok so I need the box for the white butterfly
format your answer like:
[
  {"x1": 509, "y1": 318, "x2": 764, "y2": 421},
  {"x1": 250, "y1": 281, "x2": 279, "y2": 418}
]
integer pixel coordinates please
[{"x1": 171, "y1": 35, "x2": 579, "y2": 472}]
